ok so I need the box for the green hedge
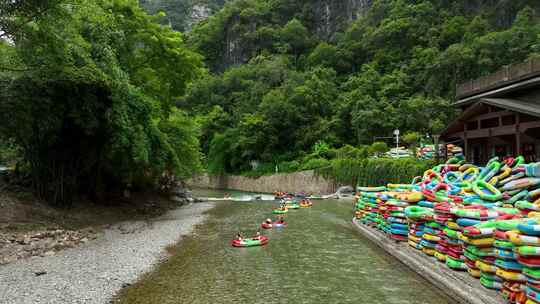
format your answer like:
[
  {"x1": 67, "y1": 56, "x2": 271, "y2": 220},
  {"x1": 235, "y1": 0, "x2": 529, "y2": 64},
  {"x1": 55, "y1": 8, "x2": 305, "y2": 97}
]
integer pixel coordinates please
[{"x1": 318, "y1": 158, "x2": 435, "y2": 187}]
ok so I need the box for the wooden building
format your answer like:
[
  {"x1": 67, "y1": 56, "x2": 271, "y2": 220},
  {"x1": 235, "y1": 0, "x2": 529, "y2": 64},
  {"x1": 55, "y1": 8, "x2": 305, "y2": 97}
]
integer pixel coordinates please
[{"x1": 440, "y1": 58, "x2": 540, "y2": 164}]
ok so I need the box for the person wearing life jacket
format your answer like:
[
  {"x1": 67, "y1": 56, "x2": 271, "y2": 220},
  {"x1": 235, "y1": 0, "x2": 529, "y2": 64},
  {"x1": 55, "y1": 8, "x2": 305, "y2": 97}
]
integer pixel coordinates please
[
  {"x1": 236, "y1": 232, "x2": 243, "y2": 241},
  {"x1": 254, "y1": 231, "x2": 262, "y2": 240}
]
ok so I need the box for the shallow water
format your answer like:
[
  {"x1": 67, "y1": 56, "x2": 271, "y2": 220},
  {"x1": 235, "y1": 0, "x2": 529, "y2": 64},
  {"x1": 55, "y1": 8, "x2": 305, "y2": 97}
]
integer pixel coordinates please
[{"x1": 119, "y1": 189, "x2": 453, "y2": 304}]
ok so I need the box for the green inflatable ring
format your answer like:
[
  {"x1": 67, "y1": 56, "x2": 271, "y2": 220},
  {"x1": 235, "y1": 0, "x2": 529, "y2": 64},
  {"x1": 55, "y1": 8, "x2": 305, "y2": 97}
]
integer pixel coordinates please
[{"x1": 472, "y1": 180, "x2": 502, "y2": 201}]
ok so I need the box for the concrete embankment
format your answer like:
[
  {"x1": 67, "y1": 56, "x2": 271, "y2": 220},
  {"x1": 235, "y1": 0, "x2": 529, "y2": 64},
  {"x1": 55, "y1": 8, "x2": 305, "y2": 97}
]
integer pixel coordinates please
[
  {"x1": 188, "y1": 170, "x2": 341, "y2": 194},
  {"x1": 352, "y1": 218, "x2": 503, "y2": 304}
]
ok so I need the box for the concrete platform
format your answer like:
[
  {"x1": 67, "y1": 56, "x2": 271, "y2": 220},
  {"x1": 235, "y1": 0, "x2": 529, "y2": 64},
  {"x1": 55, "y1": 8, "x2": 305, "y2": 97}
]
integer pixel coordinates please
[{"x1": 352, "y1": 219, "x2": 504, "y2": 304}]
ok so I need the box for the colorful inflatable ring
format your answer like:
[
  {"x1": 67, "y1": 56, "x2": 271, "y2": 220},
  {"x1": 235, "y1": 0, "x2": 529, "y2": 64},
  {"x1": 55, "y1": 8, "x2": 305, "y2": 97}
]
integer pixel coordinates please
[
  {"x1": 501, "y1": 178, "x2": 540, "y2": 191},
  {"x1": 495, "y1": 259, "x2": 523, "y2": 271},
  {"x1": 508, "y1": 231, "x2": 540, "y2": 246},
  {"x1": 524, "y1": 267, "x2": 540, "y2": 280},
  {"x1": 500, "y1": 172, "x2": 526, "y2": 186},
  {"x1": 473, "y1": 180, "x2": 503, "y2": 201},
  {"x1": 462, "y1": 221, "x2": 496, "y2": 237},
  {"x1": 494, "y1": 239, "x2": 514, "y2": 250},
  {"x1": 459, "y1": 234, "x2": 494, "y2": 247},
  {"x1": 526, "y1": 286, "x2": 540, "y2": 303},
  {"x1": 468, "y1": 267, "x2": 481, "y2": 278},
  {"x1": 404, "y1": 206, "x2": 434, "y2": 220},
  {"x1": 434, "y1": 251, "x2": 447, "y2": 262},
  {"x1": 479, "y1": 161, "x2": 502, "y2": 182},
  {"x1": 496, "y1": 268, "x2": 527, "y2": 282},
  {"x1": 408, "y1": 240, "x2": 422, "y2": 250},
  {"x1": 480, "y1": 277, "x2": 503, "y2": 290},
  {"x1": 272, "y1": 209, "x2": 288, "y2": 214},
  {"x1": 422, "y1": 247, "x2": 436, "y2": 256},
  {"x1": 446, "y1": 256, "x2": 467, "y2": 270},
  {"x1": 358, "y1": 186, "x2": 387, "y2": 192},
  {"x1": 518, "y1": 222, "x2": 540, "y2": 236},
  {"x1": 516, "y1": 246, "x2": 540, "y2": 257},
  {"x1": 453, "y1": 208, "x2": 499, "y2": 220}
]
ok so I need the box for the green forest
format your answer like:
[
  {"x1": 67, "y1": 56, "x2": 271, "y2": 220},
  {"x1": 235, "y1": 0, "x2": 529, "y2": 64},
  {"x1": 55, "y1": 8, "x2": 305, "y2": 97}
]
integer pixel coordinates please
[{"x1": 1, "y1": 0, "x2": 540, "y2": 205}]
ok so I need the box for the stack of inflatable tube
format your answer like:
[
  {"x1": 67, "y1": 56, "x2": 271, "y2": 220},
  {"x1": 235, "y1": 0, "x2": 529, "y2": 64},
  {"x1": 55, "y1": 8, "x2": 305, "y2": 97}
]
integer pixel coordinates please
[
  {"x1": 513, "y1": 218, "x2": 540, "y2": 304},
  {"x1": 497, "y1": 219, "x2": 529, "y2": 303},
  {"x1": 355, "y1": 157, "x2": 540, "y2": 302},
  {"x1": 405, "y1": 205, "x2": 433, "y2": 251}
]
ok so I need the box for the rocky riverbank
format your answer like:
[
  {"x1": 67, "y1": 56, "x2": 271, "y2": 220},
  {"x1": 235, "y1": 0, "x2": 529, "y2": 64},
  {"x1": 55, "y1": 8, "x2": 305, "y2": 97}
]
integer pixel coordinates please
[
  {"x1": 0, "y1": 202, "x2": 214, "y2": 304},
  {"x1": 0, "y1": 228, "x2": 98, "y2": 265}
]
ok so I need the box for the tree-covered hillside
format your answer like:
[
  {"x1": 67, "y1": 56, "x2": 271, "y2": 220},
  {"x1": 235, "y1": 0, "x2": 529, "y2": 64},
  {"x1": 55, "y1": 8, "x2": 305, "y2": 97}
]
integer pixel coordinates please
[{"x1": 183, "y1": 0, "x2": 540, "y2": 174}]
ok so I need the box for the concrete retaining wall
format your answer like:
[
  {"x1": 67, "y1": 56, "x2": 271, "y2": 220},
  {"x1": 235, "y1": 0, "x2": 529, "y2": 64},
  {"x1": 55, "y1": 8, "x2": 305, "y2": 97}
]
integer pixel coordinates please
[
  {"x1": 352, "y1": 219, "x2": 503, "y2": 304},
  {"x1": 187, "y1": 170, "x2": 339, "y2": 194}
]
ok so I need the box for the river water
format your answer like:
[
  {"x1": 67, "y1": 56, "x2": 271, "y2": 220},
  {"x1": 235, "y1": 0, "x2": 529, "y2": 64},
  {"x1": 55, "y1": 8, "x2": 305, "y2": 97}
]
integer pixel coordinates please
[{"x1": 119, "y1": 189, "x2": 452, "y2": 304}]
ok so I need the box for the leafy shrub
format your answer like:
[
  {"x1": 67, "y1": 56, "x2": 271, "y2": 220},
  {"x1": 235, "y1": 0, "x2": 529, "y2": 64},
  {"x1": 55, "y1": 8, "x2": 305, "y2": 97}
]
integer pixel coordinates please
[{"x1": 300, "y1": 158, "x2": 330, "y2": 170}]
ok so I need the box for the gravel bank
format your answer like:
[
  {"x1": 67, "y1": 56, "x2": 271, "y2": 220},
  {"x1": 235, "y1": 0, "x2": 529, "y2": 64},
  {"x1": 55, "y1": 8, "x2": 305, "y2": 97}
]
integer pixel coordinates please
[{"x1": 0, "y1": 202, "x2": 215, "y2": 304}]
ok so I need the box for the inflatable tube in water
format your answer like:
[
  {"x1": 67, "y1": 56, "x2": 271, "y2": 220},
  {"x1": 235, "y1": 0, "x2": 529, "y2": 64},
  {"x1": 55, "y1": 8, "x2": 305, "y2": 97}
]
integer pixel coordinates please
[
  {"x1": 468, "y1": 267, "x2": 481, "y2": 278},
  {"x1": 272, "y1": 209, "x2": 288, "y2": 214},
  {"x1": 273, "y1": 222, "x2": 287, "y2": 228},
  {"x1": 495, "y1": 259, "x2": 523, "y2": 271},
  {"x1": 285, "y1": 203, "x2": 300, "y2": 209},
  {"x1": 261, "y1": 223, "x2": 272, "y2": 229},
  {"x1": 496, "y1": 268, "x2": 527, "y2": 282},
  {"x1": 508, "y1": 231, "x2": 540, "y2": 246},
  {"x1": 473, "y1": 180, "x2": 503, "y2": 201},
  {"x1": 231, "y1": 236, "x2": 269, "y2": 247}
]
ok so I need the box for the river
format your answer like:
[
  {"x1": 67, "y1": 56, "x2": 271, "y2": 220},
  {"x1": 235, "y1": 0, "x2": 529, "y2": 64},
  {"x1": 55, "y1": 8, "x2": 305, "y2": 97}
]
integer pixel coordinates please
[{"x1": 117, "y1": 189, "x2": 452, "y2": 304}]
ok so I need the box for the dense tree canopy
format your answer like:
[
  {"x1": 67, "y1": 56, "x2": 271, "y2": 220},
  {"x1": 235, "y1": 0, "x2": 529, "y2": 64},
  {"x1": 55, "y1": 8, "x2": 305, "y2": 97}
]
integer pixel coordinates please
[
  {"x1": 0, "y1": 0, "x2": 203, "y2": 205},
  {"x1": 181, "y1": 0, "x2": 540, "y2": 174}
]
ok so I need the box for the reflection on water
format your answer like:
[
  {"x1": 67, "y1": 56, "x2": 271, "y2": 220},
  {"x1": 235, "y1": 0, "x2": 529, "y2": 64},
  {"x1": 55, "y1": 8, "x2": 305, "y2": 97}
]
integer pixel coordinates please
[{"x1": 124, "y1": 189, "x2": 452, "y2": 304}]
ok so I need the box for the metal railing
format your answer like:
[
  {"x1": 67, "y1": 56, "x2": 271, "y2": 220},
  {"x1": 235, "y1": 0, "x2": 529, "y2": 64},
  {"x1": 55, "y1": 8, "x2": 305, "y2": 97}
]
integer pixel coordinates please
[{"x1": 456, "y1": 58, "x2": 540, "y2": 99}]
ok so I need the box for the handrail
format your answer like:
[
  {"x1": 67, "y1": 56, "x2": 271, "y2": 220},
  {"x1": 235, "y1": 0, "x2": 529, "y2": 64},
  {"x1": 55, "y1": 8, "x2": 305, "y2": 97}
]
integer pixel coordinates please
[{"x1": 456, "y1": 58, "x2": 540, "y2": 100}]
